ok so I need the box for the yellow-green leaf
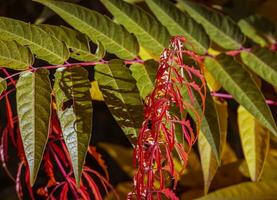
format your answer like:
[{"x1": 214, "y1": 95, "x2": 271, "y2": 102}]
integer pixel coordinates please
[
  {"x1": 0, "y1": 40, "x2": 34, "y2": 70},
  {"x1": 238, "y1": 106, "x2": 270, "y2": 181},
  {"x1": 204, "y1": 54, "x2": 277, "y2": 136},
  {"x1": 100, "y1": 0, "x2": 170, "y2": 57},
  {"x1": 178, "y1": 0, "x2": 245, "y2": 50},
  {"x1": 95, "y1": 60, "x2": 144, "y2": 145},
  {"x1": 240, "y1": 47, "x2": 277, "y2": 88},
  {"x1": 145, "y1": 0, "x2": 209, "y2": 55},
  {"x1": 0, "y1": 17, "x2": 69, "y2": 65},
  {"x1": 90, "y1": 81, "x2": 104, "y2": 101},
  {"x1": 130, "y1": 59, "x2": 158, "y2": 100},
  {"x1": 198, "y1": 99, "x2": 228, "y2": 194},
  {"x1": 16, "y1": 68, "x2": 52, "y2": 186},
  {"x1": 39, "y1": 24, "x2": 105, "y2": 62},
  {"x1": 34, "y1": 0, "x2": 139, "y2": 60},
  {"x1": 99, "y1": 143, "x2": 134, "y2": 177},
  {"x1": 195, "y1": 180, "x2": 277, "y2": 200},
  {"x1": 54, "y1": 66, "x2": 92, "y2": 187},
  {"x1": 238, "y1": 15, "x2": 276, "y2": 47}
]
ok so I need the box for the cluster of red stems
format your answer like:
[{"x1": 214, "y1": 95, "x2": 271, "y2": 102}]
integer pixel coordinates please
[
  {"x1": 129, "y1": 36, "x2": 206, "y2": 199},
  {"x1": 0, "y1": 36, "x2": 206, "y2": 199}
]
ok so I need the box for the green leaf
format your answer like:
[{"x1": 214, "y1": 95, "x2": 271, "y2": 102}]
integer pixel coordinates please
[
  {"x1": 53, "y1": 66, "x2": 92, "y2": 187},
  {"x1": 0, "y1": 17, "x2": 69, "y2": 65},
  {"x1": 0, "y1": 40, "x2": 34, "y2": 70},
  {"x1": 130, "y1": 59, "x2": 158, "y2": 99},
  {"x1": 16, "y1": 68, "x2": 52, "y2": 186},
  {"x1": 39, "y1": 24, "x2": 105, "y2": 62},
  {"x1": 240, "y1": 47, "x2": 277, "y2": 88},
  {"x1": 100, "y1": 0, "x2": 170, "y2": 57},
  {"x1": 195, "y1": 180, "x2": 277, "y2": 200},
  {"x1": 238, "y1": 15, "x2": 276, "y2": 46},
  {"x1": 95, "y1": 59, "x2": 144, "y2": 145},
  {"x1": 204, "y1": 54, "x2": 277, "y2": 136},
  {"x1": 145, "y1": 0, "x2": 209, "y2": 55},
  {"x1": 34, "y1": 0, "x2": 139, "y2": 60},
  {"x1": 198, "y1": 100, "x2": 228, "y2": 194},
  {"x1": 178, "y1": 0, "x2": 245, "y2": 50},
  {"x1": 0, "y1": 78, "x2": 7, "y2": 95},
  {"x1": 181, "y1": 81, "x2": 221, "y2": 162},
  {"x1": 237, "y1": 106, "x2": 270, "y2": 181}
]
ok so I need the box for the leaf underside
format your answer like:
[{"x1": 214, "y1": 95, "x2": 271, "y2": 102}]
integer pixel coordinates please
[
  {"x1": 16, "y1": 68, "x2": 52, "y2": 186},
  {"x1": 54, "y1": 66, "x2": 92, "y2": 187}
]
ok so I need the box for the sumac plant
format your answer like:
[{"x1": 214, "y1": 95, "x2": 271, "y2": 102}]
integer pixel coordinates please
[{"x1": 0, "y1": 0, "x2": 277, "y2": 199}]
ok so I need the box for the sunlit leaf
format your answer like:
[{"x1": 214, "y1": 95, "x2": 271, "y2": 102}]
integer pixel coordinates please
[
  {"x1": 16, "y1": 68, "x2": 52, "y2": 186},
  {"x1": 240, "y1": 47, "x2": 277, "y2": 88},
  {"x1": 145, "y1": 0, "x2": 209, "y2": 55},
  {"x1": 54, "y1": 66, "x2": 92, "y2": 186},
  {"x1": 178, "y1": 0, "x2": 245, "y2": 50},
  {"x1": 0, "y1": 78, "x2": 7, "y2": 95},
  {"x1": 238, "y1": 106, "x2": 270, "y2": 181},
  {"x1": 100, "y1": 0, "x2": 170, "y2": 57},
  {"x1": 95, "y1": 60, "x2": 144, "y2": 144},
  {"x1": 195, "y1": 180, "x2": 277, "y2": 200},
  {"x1": 40, "y1": 24, "x2": 105, "y2": 61},
  {"x1": 0, "y1": 17, "x2": 69, "y2": 64},
  {"x1": 0, "y1": 40, "x2": 34, "y2": 70},
  {"x1": 130, "y1": 59, "x2": 158, "y2": 100},
  {"x1": 34, "y1": 0, "x2": 139, "y2": 59},
  {"x1": 205, "y1": 54, "x2": 277, "y2": 136},
  {"x1": 204, "y1": 68, "x2": 221, "y2": 92}
]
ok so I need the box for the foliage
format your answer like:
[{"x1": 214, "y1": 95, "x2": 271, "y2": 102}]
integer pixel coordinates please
[{"x1": 0, "y1": 0, "x2": 277, "y2": 199}]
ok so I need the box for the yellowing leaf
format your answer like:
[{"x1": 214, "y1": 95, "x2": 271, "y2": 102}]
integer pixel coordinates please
[
  {"x1": 90, "y1": 81, "x2": 104, "y2": 101},
  {"x1": 195, "y1": 180, "x2": 277, "y2": 200},
  {"x1": 198, "y1": 99, "x2": 228, "y2": 194},
  {"x1": 99, "y1": 143, "x2": 134, "y2": 177},
  {"x1": 238, "y1": 106, "x2": 270, "y2": 181}
]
